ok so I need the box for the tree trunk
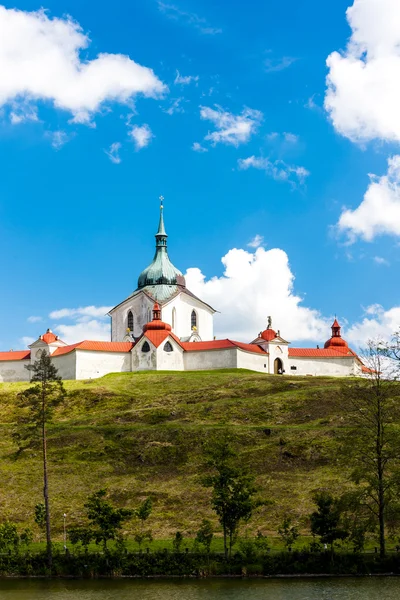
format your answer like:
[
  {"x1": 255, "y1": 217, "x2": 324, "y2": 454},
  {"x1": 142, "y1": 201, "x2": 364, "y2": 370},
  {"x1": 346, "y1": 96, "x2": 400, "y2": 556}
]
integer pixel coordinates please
[
  {"x1": 223, "y1": 521, "x2": 227, "y2": 560},
  {"x1": 42, "y1": 417, "x2": 52, "y2": 569},
  {"x1": 376, "y1": 391, "x2": 386, "y2": 559}
]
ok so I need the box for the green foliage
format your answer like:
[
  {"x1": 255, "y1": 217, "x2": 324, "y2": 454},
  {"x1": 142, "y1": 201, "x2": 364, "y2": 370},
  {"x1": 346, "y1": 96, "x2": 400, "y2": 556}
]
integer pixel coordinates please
[
  {"x1": 278, "y1": 516, "x2": 299, "y2": 549},
  {"x1": 195, "y1": 519, "x2": 213, "y2": 553},
  {"x1": 34, "y1": 504, "x2": 46, "y2": 533},
  {"x1": 310, "y1": 491, "x2": 348, "y2": 552},
  {"x1": 0, "y1": 522, "x2": 19, "y2": 553},
  {"x1": 203, "y1": 435, "x2": 261, "y2": 558},
  {"x1": 13, "y1": 352, "x2": 66, "y2": 451},
  {"x1": 84, "y1": 489, "x2": 133, "y2": 551},
  {"x1": 68, "y1": 526, "x2": 93, "y2": 550},
  {"x1": 255, "y1": 530, "x2": 269, "y2": 552},
  {"x1": 172, "y1": 531, "x2": 184, "y2": 553}
]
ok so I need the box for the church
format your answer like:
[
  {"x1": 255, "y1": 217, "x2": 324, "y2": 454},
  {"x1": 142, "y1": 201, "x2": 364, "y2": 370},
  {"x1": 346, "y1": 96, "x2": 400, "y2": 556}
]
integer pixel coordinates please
[{"x1": 0, "y1": 204, "x2": 371, "y2": 382}]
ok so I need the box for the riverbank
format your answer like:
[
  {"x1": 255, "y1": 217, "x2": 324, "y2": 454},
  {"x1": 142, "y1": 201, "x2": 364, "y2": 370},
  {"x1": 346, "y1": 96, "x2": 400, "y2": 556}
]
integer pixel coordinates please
[{"x1": 1, "y1": 549, "x2": 400, "y2": 578}]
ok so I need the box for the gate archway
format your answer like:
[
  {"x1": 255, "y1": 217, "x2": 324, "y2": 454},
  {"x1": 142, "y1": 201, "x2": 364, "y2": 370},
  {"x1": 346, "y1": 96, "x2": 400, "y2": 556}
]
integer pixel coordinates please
[{"x1": 274, "y1": 357, "x2": 283, "y2": 375}]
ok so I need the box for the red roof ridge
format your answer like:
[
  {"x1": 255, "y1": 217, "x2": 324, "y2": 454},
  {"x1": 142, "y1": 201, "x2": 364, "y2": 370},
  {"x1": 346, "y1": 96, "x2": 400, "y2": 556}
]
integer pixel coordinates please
[
  {"x1": 52, "y1": 341, "x2": 134, "y2": 357},
  {"x1": 0, "y1": 350, "x2": 31, "y2": 362}
]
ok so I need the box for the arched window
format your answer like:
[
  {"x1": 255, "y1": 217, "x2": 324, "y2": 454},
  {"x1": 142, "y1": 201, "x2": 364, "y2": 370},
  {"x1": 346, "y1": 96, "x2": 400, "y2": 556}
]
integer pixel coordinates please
[
  {"x1": 164, "y1": 341, "x2": 173, "y2": 353},
  {"x1": 127, "y1": 311, "x2": 134, "y2": 331},
  {"x1": 142, "y1": 341, "x2": 150, "y2": 353},
  {"x1": 191, "y1": 310, "x2": 197, "y2": 330},
  {"x1": 147, "y1": 308, "x2": 152, "y2": 323},
  {"x1": 172, "y1": 307, "x2": 176, "y2": 331}
]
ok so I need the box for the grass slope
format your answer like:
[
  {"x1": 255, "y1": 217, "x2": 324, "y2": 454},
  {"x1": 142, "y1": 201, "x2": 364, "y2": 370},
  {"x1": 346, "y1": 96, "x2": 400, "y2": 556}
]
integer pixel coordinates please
[{"x1": 0, "y1": 370, "x2": 362, "y2": 542}]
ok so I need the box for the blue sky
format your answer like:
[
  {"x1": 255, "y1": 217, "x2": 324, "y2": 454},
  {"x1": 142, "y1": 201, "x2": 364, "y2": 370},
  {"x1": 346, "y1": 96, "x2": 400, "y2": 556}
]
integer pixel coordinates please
[{"x1": 0, "y1": 0, "x2": 399, "y2": 349}]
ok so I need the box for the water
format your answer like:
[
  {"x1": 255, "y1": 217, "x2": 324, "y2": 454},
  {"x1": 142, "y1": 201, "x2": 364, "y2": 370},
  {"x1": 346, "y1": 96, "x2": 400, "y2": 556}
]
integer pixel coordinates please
[{"x1": 0, "y1": 578, "x2": 398, "y2": 600}]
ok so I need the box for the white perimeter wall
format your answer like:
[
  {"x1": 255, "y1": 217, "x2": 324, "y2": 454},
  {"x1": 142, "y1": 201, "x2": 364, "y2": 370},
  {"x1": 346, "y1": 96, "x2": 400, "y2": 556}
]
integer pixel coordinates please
[
  {"x1": 288, "y1": 356, "x2": 356, "y2": 377},
  {"x1": 184, "y1": 348, "x2": 237, "y2": 371},
  {"x1": 0, "y1": 360, "x2": 30, "y2": 382},
  {"x1": 51, "y1": 352, "x2": 77, "y2": 381},
  {"x1": 76, "y1": 351, "x2": 131, "y2": 380},
  {"x1": 237, "y1": 350, "x2": 269, "y2": 373}
]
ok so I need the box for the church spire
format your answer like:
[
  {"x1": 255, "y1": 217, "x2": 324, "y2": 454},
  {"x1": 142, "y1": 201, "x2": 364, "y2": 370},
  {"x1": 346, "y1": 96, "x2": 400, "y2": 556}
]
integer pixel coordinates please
[{"x1": 155, "y1": 195, "x2": 167, "y2": 249}]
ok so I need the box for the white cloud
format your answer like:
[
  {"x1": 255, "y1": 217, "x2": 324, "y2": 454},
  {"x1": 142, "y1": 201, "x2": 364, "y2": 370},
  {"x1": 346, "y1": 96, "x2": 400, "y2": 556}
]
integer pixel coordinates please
[
  {"x1": 157, "y1": 2, "x2": 221, "y2": 35},
  {"x1": 0, "y1": 5, "x2": 166, "y2": 125},
  {"x1": 129, "y1": 124, "x2": 153, "y2": 149},
  {"x1": 49, "y1": 306, "x2": 112, "y2": 320},
  {"x1": 163, "y1": 97, "x2": 185, "y2": 115},
  {"x1": 27, "y1": 315, "x2": 42, "y2": 323},
  {"x1": 20, "y1": 336, "x2": 35, "y2": 347},
  {"x1": 373, "y1": 256, "x2": 389, "y2": 266},
  {"x1": 48, "y1": 130, "x2": 70, "y2": 150},
  {"x1": 54, "y1": 320, "x2": 110, "y2": 345},
  {"x1": 325, "y1": 0, "x2": 400, "y2": 143},
  {"x1": 238, "y1": 155, "x2": 310, "y2": 186},
  {"x1": 264, "y1": 56, "x2": 297, "y2": 73},
  {"x1": 104, "y1": 142, "x2": 122, "y2": 164},
  {"x1": 174, "y1": 70, "x2": 199, "y2": 85},
  {"x1": 283, "y1": 132, "x2": 299, "y2": 144},
  {"x1": 247, "y1": 234, "x2": 264, "y2": 248},
  {"x1": 337, "y1": 155, "x2": 400, "y2": 241},
  {"x1": 347, "y1": 304, "x2": 400, "y2": 347},
  {"x1": 49, "y1": 305, "x2": 112, "y2": 344},
  {"x1": 192, "y1": 141, "x2": 208, "y2": 153},
  {"x1": 9, "y1": 99, "x2": 38, "y2": 124},
  {"x1": 185, "y1": 246, "x2": 329, "y2": 342},
  {"x1": 200, "y1": 105, "x2": 263, "y2": 147}
]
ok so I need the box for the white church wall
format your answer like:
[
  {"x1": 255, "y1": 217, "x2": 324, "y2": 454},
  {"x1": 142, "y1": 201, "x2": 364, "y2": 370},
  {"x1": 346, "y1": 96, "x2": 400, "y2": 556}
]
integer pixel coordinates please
[
  {"x1": 111, "y1": 294, "x2": 153, "y2": 341},
  {"x1": 156, "y1": 339, "x2": 185, "y2": 371},
  {"x1": 75, "y1": 351, "x2": 131, "y2": 380},
  {"x1": 0, "y1": 360, "x2": 30, "y2": 382},
  {"x1": 132, "y1": 339, "x2": 157, "y2": 371},
  {"x1": 51, "y1": 352, "x2": 77, "y2": 381},
  {"x1": 183, "y1": 348, "x2": 237, "y2": 371},
  {"x1": 162, "y1": 293, "x2": 214, "y2": 341},
  {"x1": 236, "y1": 350, "x2": 269, "y2": 373},
  {"x1": 288, "y1": 356, "x2": 356, "y2": 377}
]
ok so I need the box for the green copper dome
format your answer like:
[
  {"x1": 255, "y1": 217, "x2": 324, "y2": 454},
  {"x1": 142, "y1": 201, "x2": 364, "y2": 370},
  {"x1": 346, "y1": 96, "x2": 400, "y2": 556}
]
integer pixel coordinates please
[{"x1": 137, "y1": 204, "x2": 186, "y2": 290}]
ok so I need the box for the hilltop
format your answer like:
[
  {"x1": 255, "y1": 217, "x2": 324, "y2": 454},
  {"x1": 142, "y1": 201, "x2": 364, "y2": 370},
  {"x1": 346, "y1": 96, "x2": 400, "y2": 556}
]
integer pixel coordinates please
[{"x1": 0, "y1": 370, "x2": 364, "y2": 541}]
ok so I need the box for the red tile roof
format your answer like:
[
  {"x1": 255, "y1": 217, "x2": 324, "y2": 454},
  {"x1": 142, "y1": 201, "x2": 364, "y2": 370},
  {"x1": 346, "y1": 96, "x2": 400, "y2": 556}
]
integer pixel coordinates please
[
  {"x1": 143, "y1": 330, "x2": 183, "y2": 349},
  {"x1": 52, "y1": 341, "x2": 134, "y2": 357},
  {"x1": 289, "y1": 347, "x2": 357, "y2": 358},
  {"x1": 181, "y1": 339, "x2": 267, "y2": 354},
  {"x1": 0, "y1": 350, "x2": 31, "y2": 362},
  {"x1": 42, "y1": 330, "x2": 59, "y2": 344}
]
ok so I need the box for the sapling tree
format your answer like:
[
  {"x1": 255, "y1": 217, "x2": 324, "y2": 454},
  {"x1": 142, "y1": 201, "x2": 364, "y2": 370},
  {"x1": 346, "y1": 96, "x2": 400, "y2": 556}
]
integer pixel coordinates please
[
  {"x1": 203, "y1": 435, "x2": 261, "y2": 559},
  {"x1": 195, "y1": 519, "x2": 213, "y2": 554},
  {"x1": 134, "y1": 497, "x2": 153, "y2": 551},
  {"x1": 34, "y1": 503, "x2": 46, "y2": 543},
  {"x1": 84, "y1": 489, "x2": 133, "y2": 551},
  {"x1": 278, "y1": 515, "x2": 299, "y2": 550},
  {"x1": 340, "y1": 342, "x2": 400, "y2": 558},
  {"x1": 310, "y1": 491, "x2": 348, "y2": 556},
  {"x1": 14, "y1": 352, "x2": 66, "y2": 568}
]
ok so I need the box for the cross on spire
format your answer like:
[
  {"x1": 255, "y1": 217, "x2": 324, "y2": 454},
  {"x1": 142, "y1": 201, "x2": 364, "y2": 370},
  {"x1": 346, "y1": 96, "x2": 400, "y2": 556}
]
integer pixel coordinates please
[{"x1": 159, "y1": 195, "x2": 164, "y2": 209}]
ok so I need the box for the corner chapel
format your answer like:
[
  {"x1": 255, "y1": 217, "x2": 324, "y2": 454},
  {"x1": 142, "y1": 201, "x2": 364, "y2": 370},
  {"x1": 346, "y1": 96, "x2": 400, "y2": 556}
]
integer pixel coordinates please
[{"x1": 0, "y1": 203, "x2": 372, "y2": 381}]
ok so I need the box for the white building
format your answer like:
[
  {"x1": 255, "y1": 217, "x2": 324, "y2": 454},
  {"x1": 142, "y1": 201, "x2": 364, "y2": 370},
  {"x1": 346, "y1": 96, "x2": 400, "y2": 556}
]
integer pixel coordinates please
[{"x1": 0, "y1": 205, "x2": 372, "y2": 382}]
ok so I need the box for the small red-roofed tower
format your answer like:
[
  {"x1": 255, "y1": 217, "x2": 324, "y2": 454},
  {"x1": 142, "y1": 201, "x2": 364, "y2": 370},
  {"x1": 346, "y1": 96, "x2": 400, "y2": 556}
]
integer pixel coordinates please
[{"x1": 324, "y1": 319, "x2": 349, "y2": 349}]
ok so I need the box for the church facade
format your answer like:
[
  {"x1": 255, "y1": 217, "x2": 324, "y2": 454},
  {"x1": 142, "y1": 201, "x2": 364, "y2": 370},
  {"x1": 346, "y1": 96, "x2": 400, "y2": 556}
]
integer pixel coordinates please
[{"x1": 0, "y1": 205, "x2": 371, "y2": 382}]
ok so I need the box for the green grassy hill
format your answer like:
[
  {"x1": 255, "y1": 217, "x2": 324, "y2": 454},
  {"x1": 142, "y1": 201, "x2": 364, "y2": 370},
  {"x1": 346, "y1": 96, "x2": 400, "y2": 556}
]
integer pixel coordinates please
[{"x1": 0, "y1": 370, "x2": 360, "y2": 542}]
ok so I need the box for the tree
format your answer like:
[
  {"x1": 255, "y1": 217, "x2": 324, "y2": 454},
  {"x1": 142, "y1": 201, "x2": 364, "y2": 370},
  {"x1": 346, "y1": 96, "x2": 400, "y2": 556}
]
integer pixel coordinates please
[
  {"x1": 34, "y1": 503, "x2": 46, "y2": 543},
  {"x1": 14, "y1": 352, "x2": 66, "y2": 568},
  {"x1": 203, "y1": 436, "x2": 260, "y2": 559},
  {"x1": 278, "y1": 515, "x2": 299, "y2": 550},
  {"x1": 134, "y1": 498, "x2": 153, "y2": 551},
  {"x1": 0, "y1": 522, "x2": 20, "y2": 554},
  {"x1": 340, "y1": 342, "x2": 400, "y2": 558},
  {"x1": 195, "y1": 519, "x2": 213, "y2": 554},
  {"x1": 310, "y1": 491, "x2": 348, "y2": 556},
  {"x1": 172, "y1": 531, "x2": 184, "y2": 553},
  {"x1": 84, "y1": 489, "x2": 133, "y2": 551}
]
